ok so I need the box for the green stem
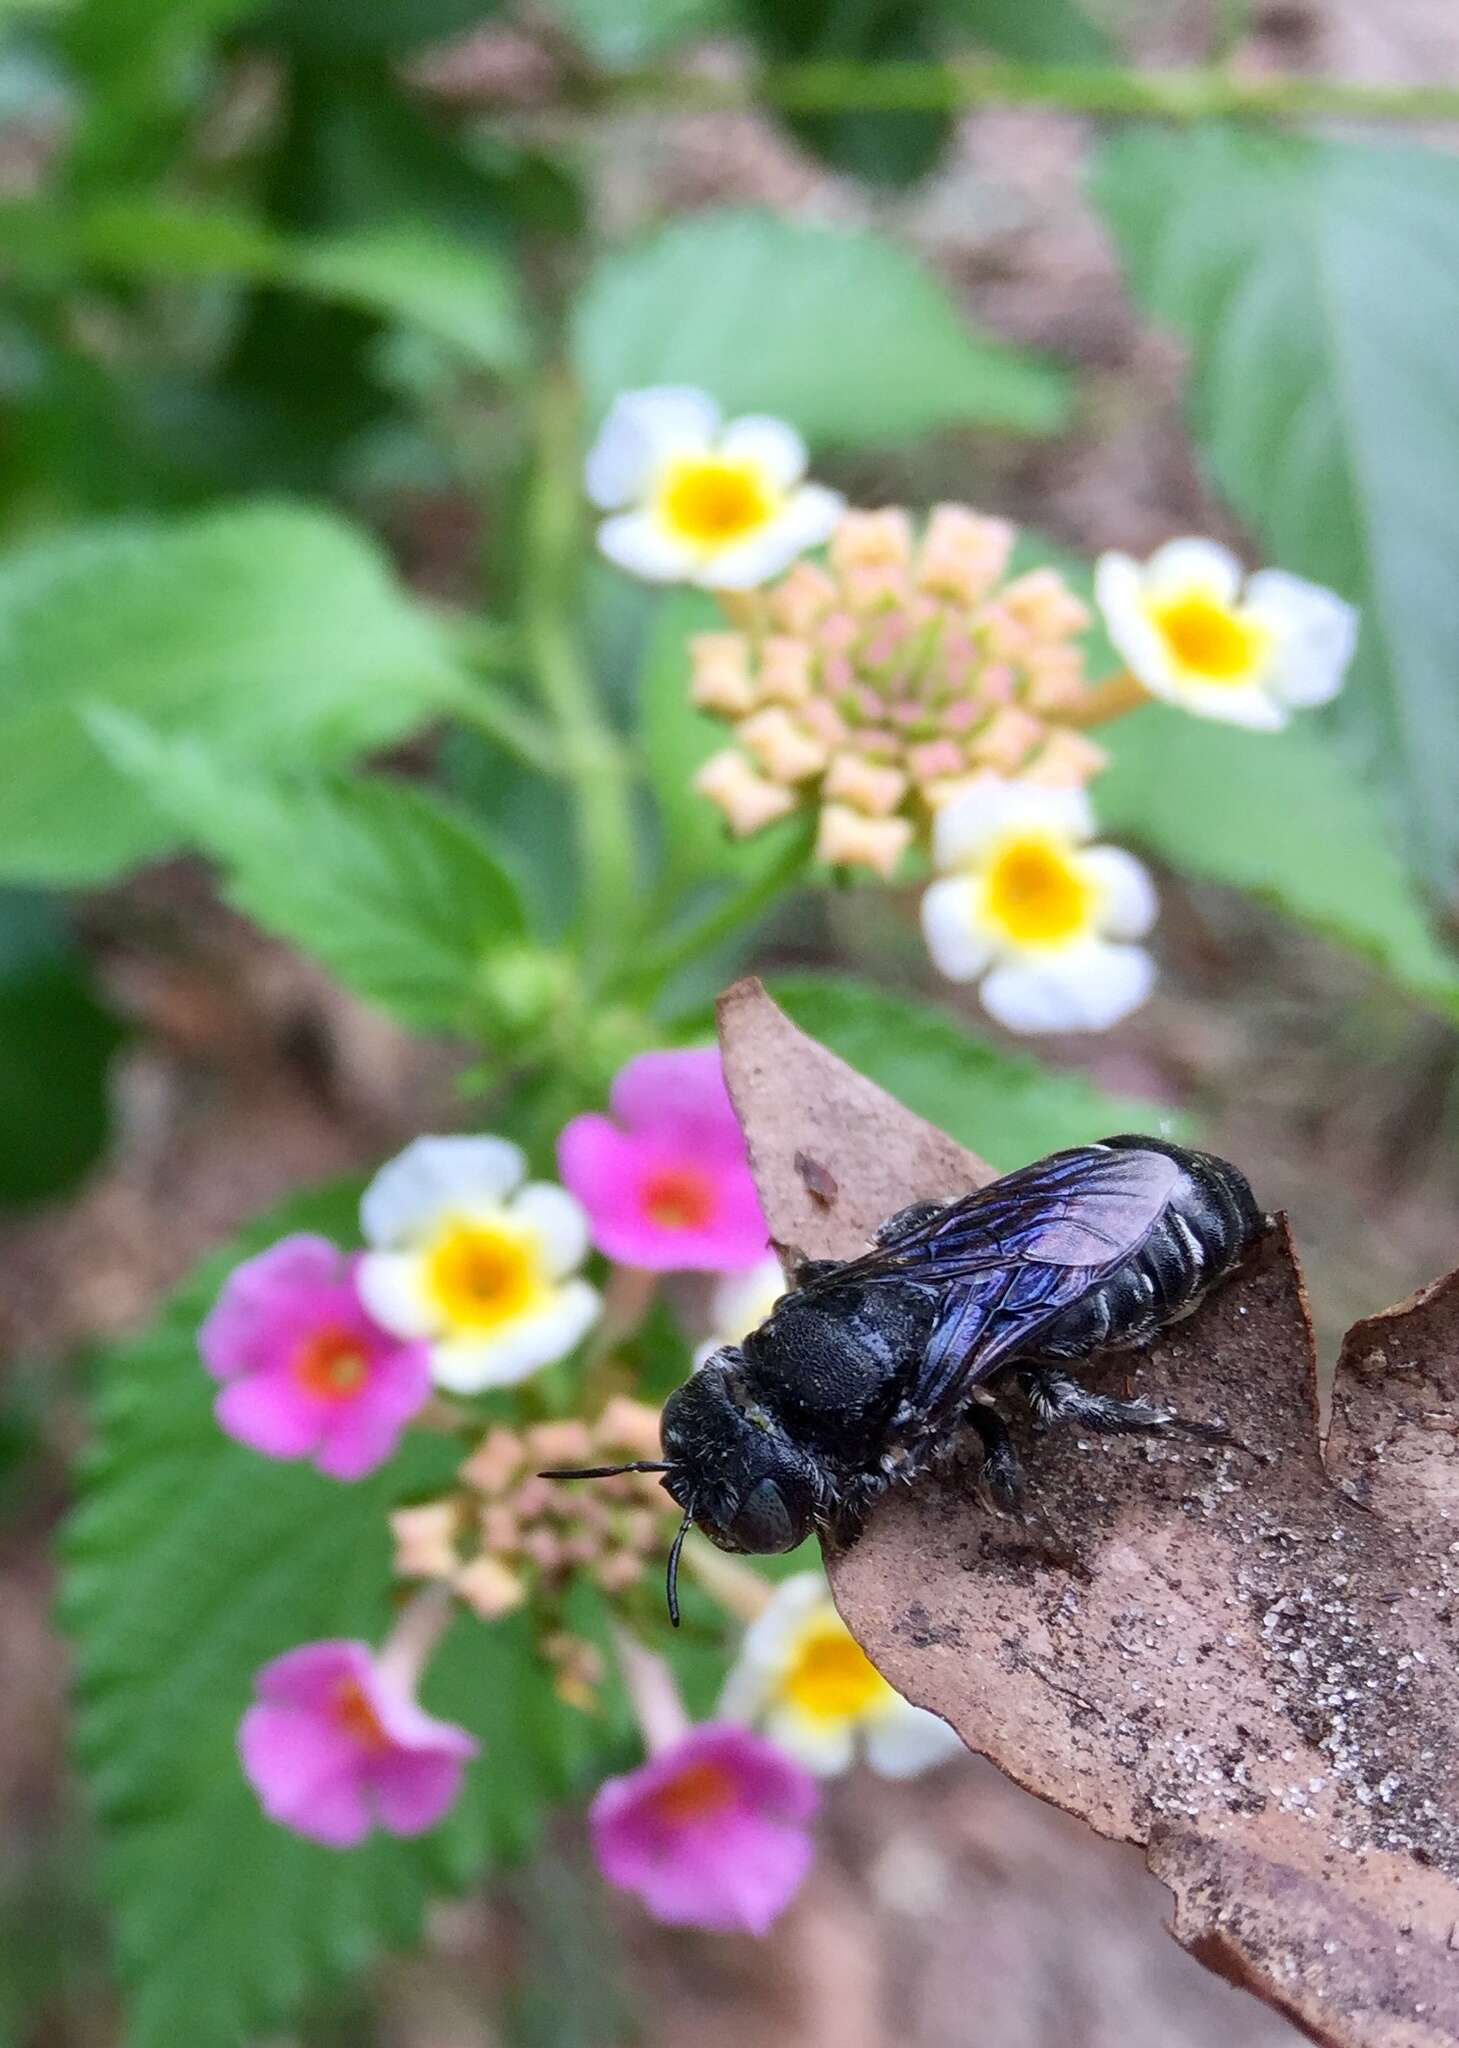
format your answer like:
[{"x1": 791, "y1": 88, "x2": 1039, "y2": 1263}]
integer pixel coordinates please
[
  {"x1": 520, "y1": 369, "x2": 637, "y2": 955},
  {"x1": 580, "y1": 58, "x2": 1459, "y2": 125},
  {"x1": 621, "y1": 820, "x2": 815, "y2": 1001},
  {"x1": 452, "y1": 681, "x2": 566, "y2": 776}
]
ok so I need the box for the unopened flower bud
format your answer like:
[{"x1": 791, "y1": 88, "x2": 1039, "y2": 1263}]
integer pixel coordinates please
[
  {"x1": 916, "y1": 505, "x2": 1014, "y2": 605},
  {"x1": 690, "y1": 633, "x2": 756, "y2": 715},
  {"x1": 694, "y1": 751, "x2": 799, "y2": 836},
  {"x1": 823, "y1": 752, "x2": 908, "y2": 818},
  {"x1": 526, "y1": 1419, "x2": 594, "y2": 1469},
  {"x1": 1024, "y1": 729, "x2": 1110, "y2": 787},
  {"x1": 814, "y1": 804, "x2": 914, "y2": 878},
  {"x1": 756, "y1": 636, "x2": 814, "y2": 706},
  {"x1": 831, "y1": 507, "x2": 913, "y2": 575},
  {"x1": 738, "y1": 707, "x2": 828, "y2": 784},
  {"x1": 461, "y1": 1426, "x2": 525, "y2": 1498},
  {"x1": 390, "y1": 1502, "x2": 461, "y2": 1581},
  {"x1": 595, "y1": 1397, "x2": 663, "y2": 1462},
  {"x1": 456, "y1": 1555, "x2": 526, "y2": 1619}
]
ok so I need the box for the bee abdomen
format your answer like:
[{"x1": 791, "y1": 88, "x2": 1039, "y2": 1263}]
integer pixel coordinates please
[{"x1": 1031, "y1": 1140, "x2": 1264, "y2": 1362}]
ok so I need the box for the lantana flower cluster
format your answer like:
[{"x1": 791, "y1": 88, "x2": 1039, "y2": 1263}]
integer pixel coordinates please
[
  {"x1": 211, "y1": 1047, "x2": 958, "y2": 1933},
  {"x1": 585, "y1": 384, "x2": 1359, "y2": 1037}
]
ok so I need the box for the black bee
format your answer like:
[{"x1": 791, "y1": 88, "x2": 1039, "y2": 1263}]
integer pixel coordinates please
[{"x1": 545, "y1": 1134, "x2": 1265, "y2": 1622}]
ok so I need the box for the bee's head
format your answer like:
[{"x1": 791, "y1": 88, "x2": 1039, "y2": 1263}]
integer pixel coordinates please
[
  {"x1": 537, "y1": 1351, "x2": 818, "y2": 1625},
  {"x1": 659, "y1": 1350, "x2": 818, "y2": 1559}
]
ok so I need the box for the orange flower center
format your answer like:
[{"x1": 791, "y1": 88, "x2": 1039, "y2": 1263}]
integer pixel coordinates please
[
  {"x1": 293, "y1": 1325, "x2": 370, "y2": 1401},
  {"x1": 641, "y1": 1164, "x2": 717, "y2": 1233},
  {"x1": 646, "y1": 1758, "x2": 738, "y2": 1827},
  {"x1": 334, "y1": 1679, "x2": 390, "y2": 1753},
  {"x1": 660, "y1": 458, "x2": 775, "y2": 548},
  {"x1": 425, "y1": 1221, "x2": 540, "y2": 1332},
  {"x1": 1149, "y1": 589, "x2": 1269, "y2": 683}
]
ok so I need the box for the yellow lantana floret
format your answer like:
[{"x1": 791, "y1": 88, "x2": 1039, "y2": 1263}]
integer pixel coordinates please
[
  {"x1": 1095, "y1": 537, "x2": 1357, "y2": 730},
  {"x1": 585, "y1": 386, "x2": 844, "y2": 591}
]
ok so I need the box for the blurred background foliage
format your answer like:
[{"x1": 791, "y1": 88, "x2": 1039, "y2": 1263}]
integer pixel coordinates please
[{"x1": 3, "y1": 0, "x2": 1459, "y2": 2044}]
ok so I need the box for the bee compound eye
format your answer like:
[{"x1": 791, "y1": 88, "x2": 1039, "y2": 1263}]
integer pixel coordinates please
[{"x1": 730, "y1": 1478, "x2": 798, "y2": 1555}]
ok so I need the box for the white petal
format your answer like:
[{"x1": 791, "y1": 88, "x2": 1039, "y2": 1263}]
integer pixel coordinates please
[
  {"x1": 360, "y1": 1135, "x2": 525, "y2": 1248},
  {"x1": 920, "y1": 876, "x2": 996, "y2": 983},
  {"x1": 428, "y1": 1280, "x2": 601, "y2": 1393},
  {"x1": 981, "y1": 942, "x2": 1155, "y2": 1035},
  {"x1": 694, "y1": 487, "x2": 845, "y2": 591},
  {"x1": 1158, "y1": 678, "x2": 1289, "y2": 731},
  {"x1": 1095, "y1": 551, "x2": 1186, "y2": 695},
  {"x1": 584, "y1": 386, "x2": 720, "y2": 508},
  {"x1": 931, "y1": 779, "x2": 1094, "y2": 873},
  {"x1": 1080, "y1": 845, "x2": 1159, "y2": 940},
  {"x1": 1141, "y1": 537, "x2": 1244, "y2": 603},
  {"x1": 596, "y1": 509, "x2": 700, "y2": 584},
  {"x1": 356, "y1": 1251, "x2": 437, "y2": 1340},
  {"x1": 706, "y1": 1255, "x2": 786, "y2": 1349},
  {"x1": 1244, "y1": 569, "x2": 1359, "y2": 708},
  {"x1": 763, "y1": 1704, "x2": 857, "y2": 1777},
  {"x1": 509, "y1": 1182, "x2": 590, "y2": 1280},
  {"x1": 862, "y1": 1699, "x2": 965, "y2": 1779},
  {"x1": 721, "y1": 1573, "x2": 830, "y2": 1695},
  {"x1": 717, "y1": 414, "x2": 808, "y2": 489}
]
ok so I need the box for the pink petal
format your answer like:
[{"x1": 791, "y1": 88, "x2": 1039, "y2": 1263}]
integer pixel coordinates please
[
  {"x1": 314, "y1": 1345, "x2": 432, "y2": 1482},
  {"x1": 640, "y1": 1814, "x2": 814, "y2": 1934},
  {"x1": 215, "y1": 1372, "x2": 326, "y2": 1462},
  {"x1": 369, "y1": 1749, "x2": 470, "y2": 1835},
  {"x1": 254, "y1": 1640, "x2": 372, "y2": 1710},
  {"x1": 239, "y1": 1702, "x2": 371, "y2": 1849},
  {"x1": 609, "y1": 1049, "x2": 733, "y2": 1137},
  {"x1": 199, "y1": 1235, "x2": 345, "y2": 1381},
  {"x1": 364, "y1": 1671, "x2": 480, "y2": 1761}
]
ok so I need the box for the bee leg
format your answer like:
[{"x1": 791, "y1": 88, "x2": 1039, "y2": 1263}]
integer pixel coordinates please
[
  {"x1": 1017, "y1": 1368, "x2": 1178, "y2": 1437},
  {"x1": 966, "y1": 1405, "x2": 1024, "y2": 1512},
  {"x1": 873, "y1": 1200, "x2": 947, "y2": 1245}
]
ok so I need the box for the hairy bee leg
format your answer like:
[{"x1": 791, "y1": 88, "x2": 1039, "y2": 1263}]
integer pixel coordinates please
[
  {"x1": 1017, "y1": 1368, "x2": 1179, "y2": 1437},
  {"x1": 966, "y1": 1405, "x2": 1024, "y2": 1511}
]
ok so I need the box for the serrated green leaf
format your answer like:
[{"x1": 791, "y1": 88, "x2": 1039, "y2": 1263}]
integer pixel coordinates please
[
  {"x1": 1094, "y1": 126, "x2": 1459, "y2": 900},
  {"x1": 0, "y1": 502, "x2": 466, "y2": 886},
  {"x1": 94, "y1": 719, "x2": 529, "y2": 1033},
  {"x1": 0, "y1": 890, "x2": 122, "y2": 1206},
  {"x1": 573, "y1": 209, "x2": 1067, "y2": 443},
  {"x1": 1096, "y1": 706, "x2": 1459, "y2": 1021},
  {"x1": 63, "y1": 1184, "x2": 611, "y2": 2048},
  {"x1": 768, "y1": 976, "x2": 1179, "y2": 1167}
]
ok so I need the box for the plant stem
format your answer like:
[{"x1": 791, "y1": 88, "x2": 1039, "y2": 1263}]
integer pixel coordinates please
[
  {"x1": 622, "y1": 819, "x2": 815, "y2": 1001},
  {"x1": 452, "y1": 680, "x2": 567, "y2": 775},
  {"x1": 580, "y1": 58, "x2": 1459, "y2": 126},
  {"x1": 1061, "y1": 668, "x2": 1152, "y2": 728},
  {"x1": 521, "y1": 368, "x2": 638, "y2": 958}
]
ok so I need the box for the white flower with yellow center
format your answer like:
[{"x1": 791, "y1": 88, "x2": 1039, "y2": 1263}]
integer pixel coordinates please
[
  {"x1": 357, "y1": 1136, "x2": 600, "y2": 1395},
  {"x1": 720, "y1": 1572, "x2": 962, "y2": 1778},
  {"x1": 693, "y1": 1253, "x2": 786, "y2": 1368},
  {"x1": 920, "y1": 778, "x2": 1157, "y2": 1034},
  {"x1": 585, "y1": 386, "x2": 845, "y2": 591},
  {"x1": 1095, "y1": 537, "x2": 1357, "y2": 731}
]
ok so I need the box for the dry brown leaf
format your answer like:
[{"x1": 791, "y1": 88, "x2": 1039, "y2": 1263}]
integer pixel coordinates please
[{"x1": 717, "y1": 979, "x2": 1459, "y2": 2048}]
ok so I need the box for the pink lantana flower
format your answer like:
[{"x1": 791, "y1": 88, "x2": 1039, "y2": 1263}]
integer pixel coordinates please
[
  {"x1": 558, "y1": 1050, "x2": 768, "y2": 1273},
  {"x1": 239, "y1": 1640, "x2": 477, "y2": 1848},
  {"x1": 200, "y1": 1235, "x2": 431, "y2": 1481},
  {"x1": 590, "y1": 1722, "x2": 817, "y2": 1934}
]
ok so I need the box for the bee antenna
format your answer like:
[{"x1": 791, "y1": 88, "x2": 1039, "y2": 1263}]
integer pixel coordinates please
[
  {"x1": 665, "y1": 1511, "x2": 692, "y2": 1629},
  {"x1": 537, "y1": 1461, "x2": 674, "y2": 1480}
]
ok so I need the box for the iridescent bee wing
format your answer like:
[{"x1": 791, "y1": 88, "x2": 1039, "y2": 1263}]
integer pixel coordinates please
[{"x1": 827, "y1": 1141, "x2": 1184, "y2": 1419}]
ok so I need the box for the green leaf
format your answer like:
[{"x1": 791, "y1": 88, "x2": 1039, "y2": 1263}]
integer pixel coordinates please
[
  {"x1": 0, "y1": 890, "x2": 122, "y2": 1205},
  {"x1": 1094, "y1": 127, "x2": 1459, "y2": 899},
  {"x1": 7, "y1": 201, "x2": 532, "y2": 379},
  {"x1": 939, "y1": 0, "x2": 1109, "y2": 60},
  {"x1": 259, "y1": 0, "x2": 502, "y2": 52},
  {"x1": 573, "y1": 209, "x2": 1067, "y2": 442},
  {"x1": 94, "y1": 720, "x2": 530, "y2": 1032},
  {"x1": 1097, "y1": 706, "x2": 1459, "y2": 1021},
  {"x1": 768, "y1": 976, "x2": 1178, "y2": 1168},
  {"x1": 736, "y1": 0, "x2": 954, "y2": 188},
  {"x1": 62, "y1": 1184, "x2": 608, "y2": 2048},
  {"x1": 0, "y1": 502, "x2": 466, "y2": 886}
]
